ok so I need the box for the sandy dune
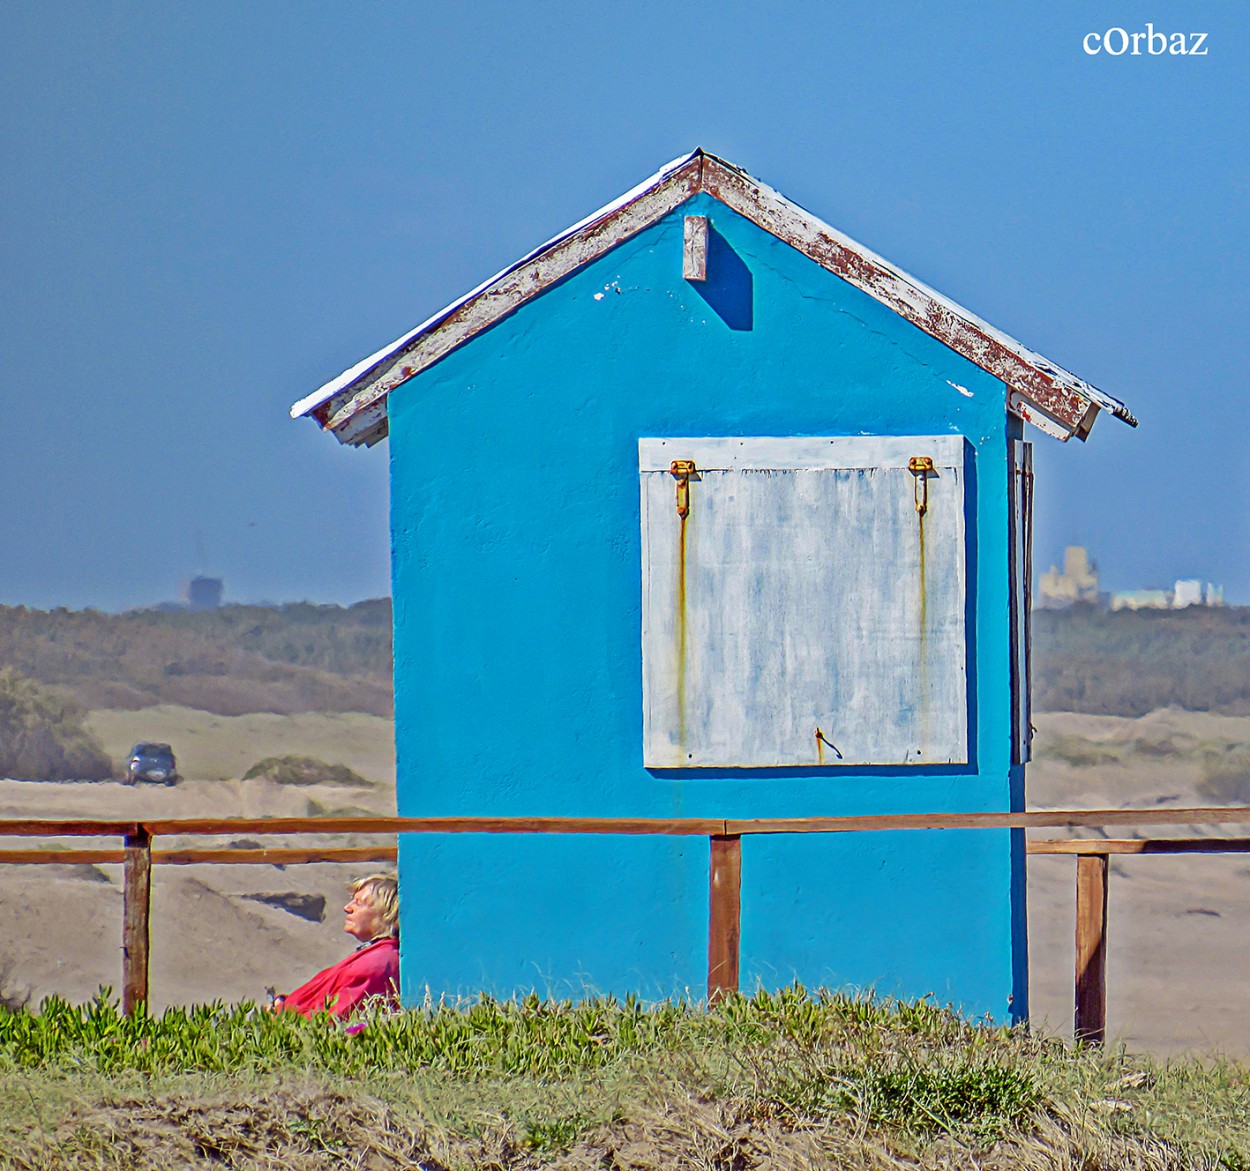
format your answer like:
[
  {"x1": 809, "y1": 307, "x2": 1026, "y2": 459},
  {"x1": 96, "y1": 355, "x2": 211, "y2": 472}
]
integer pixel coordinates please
[
  {"x1": 4, "y1": 706, "x2": 1250, "y2": 1057},
  {"x1": 1027, "y1": 708, "x2": 1250, "y2": 1055},
  {"x1": 1, "y1": 706, "x2": 396, "y2": 1013},
  {"x1": 0, "y1": 769, "x2": 397, "y2": 1012},
  {"x1": 85, "y1": 706, "x2": 396, "y2": 786}
]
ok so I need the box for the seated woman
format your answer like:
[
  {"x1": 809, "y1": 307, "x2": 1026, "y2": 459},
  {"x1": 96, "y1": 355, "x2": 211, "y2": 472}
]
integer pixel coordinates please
[{"x1": 273, "y1": 873, "x2": 399, "y2": 1019}]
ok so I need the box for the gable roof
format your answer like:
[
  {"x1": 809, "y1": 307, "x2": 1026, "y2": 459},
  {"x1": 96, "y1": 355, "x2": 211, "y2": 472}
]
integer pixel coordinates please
[{"x1": 291, "y1": 149, "x2": 1136, "y2": 448}]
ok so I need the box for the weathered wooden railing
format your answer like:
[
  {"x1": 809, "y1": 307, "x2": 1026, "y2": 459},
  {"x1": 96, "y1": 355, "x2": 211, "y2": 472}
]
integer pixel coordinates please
[
  {"x1": 5, "y1": 808, "x2": 1250, "y2": 1041},
  {"x1": 1025, "y1": 834, "x2": 1250, "y2": 1043}
]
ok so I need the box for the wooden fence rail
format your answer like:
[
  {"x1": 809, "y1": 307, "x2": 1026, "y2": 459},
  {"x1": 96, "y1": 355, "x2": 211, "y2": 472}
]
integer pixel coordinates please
[
  {"x1": 5, "y1": 811, "x2": 1250, "y2": 1033},
  {"x1": 8, "y1": 806, "x2": 1250, "y2": 838},
  {"x1": 1026, "y1": 835, "x2": 1250, "y2": 1044}
]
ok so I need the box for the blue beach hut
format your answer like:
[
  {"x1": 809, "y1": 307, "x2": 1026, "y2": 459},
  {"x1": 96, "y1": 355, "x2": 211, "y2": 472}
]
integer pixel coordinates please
[{"x1": 292, "y1": 150, "x2": 1135, "y2": 1019}]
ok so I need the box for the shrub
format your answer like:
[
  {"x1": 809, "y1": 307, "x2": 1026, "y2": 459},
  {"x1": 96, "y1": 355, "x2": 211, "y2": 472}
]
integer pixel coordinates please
[
  {"x1": 1196, "y1": 755, "x2": 1250, "y2": 805},
  {"x1": 1034, "y1": 734, "x2": 1127, "y2": 768},
  {"x1": 0, "y1": 669, "x2": 112, "y2": 781},
  {"x1": 242, "y1": 755, "x2": 370, "y2": 788}
]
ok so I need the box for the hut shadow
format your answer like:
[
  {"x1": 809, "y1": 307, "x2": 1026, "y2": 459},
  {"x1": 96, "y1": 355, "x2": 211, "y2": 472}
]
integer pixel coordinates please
[{"x1": 691, "y1": 226, "x2": 753, "y2": 331}]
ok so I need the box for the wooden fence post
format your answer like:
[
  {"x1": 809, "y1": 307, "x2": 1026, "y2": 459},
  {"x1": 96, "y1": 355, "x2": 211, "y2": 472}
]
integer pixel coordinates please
[
  {"x1": 123, "y1": 828, "x2": 152, "y2": 1015},
  {"x1": 707, "y1": 834, "x2": 741, "y2": 1002},
  {"x1": 1074, "y1": 852, "x2": 1109, "y2": 1044}
]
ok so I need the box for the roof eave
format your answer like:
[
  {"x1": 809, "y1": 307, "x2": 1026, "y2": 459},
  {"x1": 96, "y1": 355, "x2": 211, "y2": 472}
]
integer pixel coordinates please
[
  {"x1": 294, "y1": 151, "x2": 707, "y2": 444},
  {"x1": 295, "y1": 150, "x2": 1136, "y2": 447}
]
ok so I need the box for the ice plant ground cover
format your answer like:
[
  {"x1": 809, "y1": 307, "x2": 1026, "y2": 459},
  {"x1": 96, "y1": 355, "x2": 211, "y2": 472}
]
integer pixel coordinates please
[{"x1": 2, "y1": 987, "x2": 1249, "y2": 1169}]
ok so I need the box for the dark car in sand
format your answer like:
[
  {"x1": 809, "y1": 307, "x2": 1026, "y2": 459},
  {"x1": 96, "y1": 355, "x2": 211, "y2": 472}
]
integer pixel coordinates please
[{"x1": 125, "y1": 742, "x2": 179, "y2": 785}]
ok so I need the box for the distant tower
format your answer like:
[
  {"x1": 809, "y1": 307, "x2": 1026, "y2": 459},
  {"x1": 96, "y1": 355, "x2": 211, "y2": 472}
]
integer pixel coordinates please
[
  {"x1": 1172, "y1": 580, "x2": 1203, "y2": 608},
  {"x1": 1037, "y1": 545, "x2": 1099, "y2": 608},
  {"x1": 182, "y1": 576, "x2": 224, "y2": 610}
]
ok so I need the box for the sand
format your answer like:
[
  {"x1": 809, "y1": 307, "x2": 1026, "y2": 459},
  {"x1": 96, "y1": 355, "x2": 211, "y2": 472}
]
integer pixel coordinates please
[
  {"x1": 85, "y1": 706, "x2": 396, "y2": 786},
  {"x1": 3, "y1": 705, "x2": 1250, "y2": 1057},
  {"x1": 0, "y1": 707, "x2": 396, "y2": 1014},
  {"x1": 1026, "y1": 708, "x2": 1250, "y2": 1055}
]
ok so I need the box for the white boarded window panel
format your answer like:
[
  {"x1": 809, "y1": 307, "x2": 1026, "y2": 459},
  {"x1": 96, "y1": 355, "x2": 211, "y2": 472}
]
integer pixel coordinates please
[{"x1": 640, "y1": 437, "x2": 968, "y2": 768}]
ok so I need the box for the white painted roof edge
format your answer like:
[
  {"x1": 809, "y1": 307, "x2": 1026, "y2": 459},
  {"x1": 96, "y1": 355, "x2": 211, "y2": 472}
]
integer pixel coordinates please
[
  {"x1": 725, "y1": 162, "x2": 1131, "y2": 425},
  {"x1": 291, "y1": 149, "x2": 1134, "y2": 430},
  {"x1": 290, "y1": 150, "x2": 701, "y2": 420}
]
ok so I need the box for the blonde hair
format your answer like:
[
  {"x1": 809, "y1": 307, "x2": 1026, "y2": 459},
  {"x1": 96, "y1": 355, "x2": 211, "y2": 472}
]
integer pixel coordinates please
[{"x1": 351, "y1": 873, "x2": 399, "y2": 938}]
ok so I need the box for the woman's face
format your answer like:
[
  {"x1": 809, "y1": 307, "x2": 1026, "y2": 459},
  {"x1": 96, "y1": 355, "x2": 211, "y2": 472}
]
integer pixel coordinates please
[{"x1": 343, "y1": 887, "x2": 386, "y2": 942}]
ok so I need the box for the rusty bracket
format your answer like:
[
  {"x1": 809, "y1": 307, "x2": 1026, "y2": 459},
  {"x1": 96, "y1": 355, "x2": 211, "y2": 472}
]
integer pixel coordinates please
[
  {"x1": 908, "y1": 456, "x2": 934, "y2": 517},
  {"x1": 815, "y1": 728, "x2": 843, "y2": 762},
  {"x1": 671, "y1": 460, "x2": 698, "y2": 517}
]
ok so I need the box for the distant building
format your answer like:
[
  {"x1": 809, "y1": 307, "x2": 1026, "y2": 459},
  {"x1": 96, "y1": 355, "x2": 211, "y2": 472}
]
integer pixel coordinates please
[
  {"x1": 1038, "y1": 546, "x2": 1099, "y2": 608},
  {"x1": 1171, "y1": 579, "x2": 1203, "y2": 609},
  {"x1": 1170, "y1": 579, "x2": 1224, "y2": 609},
  {"x1": 181, "y1": 576, "x2": 223, "y2": 610},
  {"x1": 1110, "y1": 589, "x2": 1171, "y2": 612},
  {"x1": 1043, "y1": 552, "x2": 1226, "y2": 612},
  {"x1": 1109, "y1": 579, "x2": 1225, "y2": 611}
]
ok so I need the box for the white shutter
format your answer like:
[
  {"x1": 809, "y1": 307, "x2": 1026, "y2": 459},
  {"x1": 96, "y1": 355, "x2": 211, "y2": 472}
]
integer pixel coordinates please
[{"x1": 640, "y1": 436, "x2": 968, "y2": 768}]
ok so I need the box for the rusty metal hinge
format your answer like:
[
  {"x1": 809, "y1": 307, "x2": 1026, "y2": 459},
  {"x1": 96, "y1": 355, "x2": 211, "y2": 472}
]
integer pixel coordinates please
[
  {"x1": 670, "y1": 460, "x2": 698, "y2": 517},
  {"x1": 908, "y1": 456, "x2": 934, "y2": 516}
]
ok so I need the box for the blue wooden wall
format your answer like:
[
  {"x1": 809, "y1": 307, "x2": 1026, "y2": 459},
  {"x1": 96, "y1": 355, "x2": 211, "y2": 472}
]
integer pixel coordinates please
[{"x1": 388, "y1": 190, "x2": 1028, "y2": 1019}]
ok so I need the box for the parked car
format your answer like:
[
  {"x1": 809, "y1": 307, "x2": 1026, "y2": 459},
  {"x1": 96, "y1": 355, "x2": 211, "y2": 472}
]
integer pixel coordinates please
[{"x1": 125, "y1": 742, "x2": 179, "y2": 785}]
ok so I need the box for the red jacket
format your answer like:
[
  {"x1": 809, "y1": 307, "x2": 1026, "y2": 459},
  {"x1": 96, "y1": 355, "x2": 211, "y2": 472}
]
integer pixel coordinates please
[{"x1": 281, "y1": 937, "x2": 399, "y2": 1019}]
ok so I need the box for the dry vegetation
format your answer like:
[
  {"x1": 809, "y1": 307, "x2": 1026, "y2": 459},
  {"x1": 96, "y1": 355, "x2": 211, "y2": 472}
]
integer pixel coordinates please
[
  {"x1": 0, "y1": 600, "x2": 392, "y2": 718},
  {"x1": 0, "y1": 668, "x2": 111, "y2": 781},
  {"x1": 1033, "y1": 605, "x2": 1250, "y2": 717},
  {"x1": 1031, "y1": 707, "x2": 1250, "y2": 809},
  {"x1": 4, "y1": 990, "x2": 1249, "y2": 1170},
  {"x1": 241, "y1": 755, "x2": 371, "y2": 788},
  {"x1": 6, "y1": 604, "x2": 1250, "y2": 1166},
  {"x1": 6, "y1": 600, "x2": 1245, "y2": 729}
]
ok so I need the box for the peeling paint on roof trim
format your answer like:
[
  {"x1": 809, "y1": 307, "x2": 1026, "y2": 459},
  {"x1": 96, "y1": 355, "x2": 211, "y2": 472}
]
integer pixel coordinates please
[
  {"x1": 315, "y1": 160, "x2": 702, "y2": 439},
  {"x1": 292, "y1": 149, "x2": 1136, "y2": 446},
  {"x1": 701, "y1": 158, "x2": 1136, "y2": 439},
  {"x1": 289, "y1": 151, "x2": 705, "y2": 437}
]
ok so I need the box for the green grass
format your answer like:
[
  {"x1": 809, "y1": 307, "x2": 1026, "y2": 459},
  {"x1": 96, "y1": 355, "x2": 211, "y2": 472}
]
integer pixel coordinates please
[{"x1": 4, "y1": 987, "x2": 1250, "y2": 1168}]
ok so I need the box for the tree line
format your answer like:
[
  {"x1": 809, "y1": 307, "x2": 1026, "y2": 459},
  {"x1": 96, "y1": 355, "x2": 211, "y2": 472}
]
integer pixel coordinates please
[
  {"x1": 1032, "y1": 605, "x2": 1250, "y2": 716},
  {"x1": 3, "y1": 600, "x2": 1246, "y2": 781},
  {"x1": 0, "y1": 600, "x2": 393, "y2": 719}
]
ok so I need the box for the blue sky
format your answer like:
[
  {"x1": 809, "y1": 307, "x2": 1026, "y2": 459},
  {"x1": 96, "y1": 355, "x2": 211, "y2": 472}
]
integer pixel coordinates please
[{"x1": 2, "y1": 2, "x2": 1246, "y2": 609}]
